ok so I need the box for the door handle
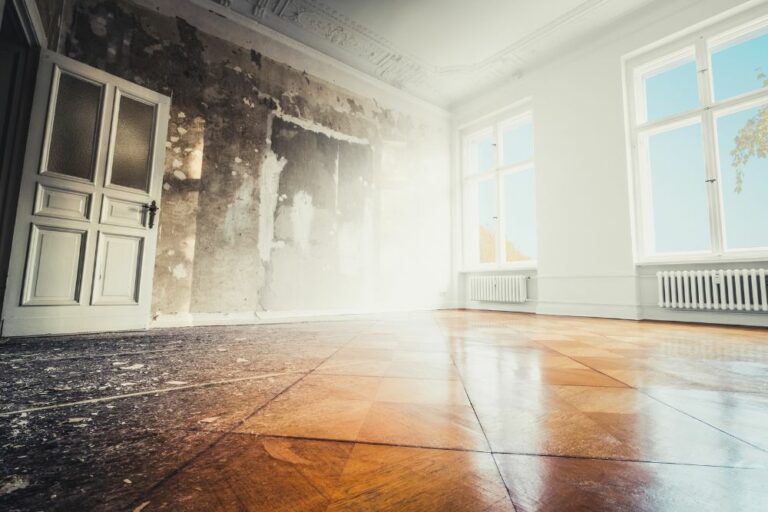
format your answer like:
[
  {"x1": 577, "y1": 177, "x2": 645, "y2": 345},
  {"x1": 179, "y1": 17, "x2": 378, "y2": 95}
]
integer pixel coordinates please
[{"x1": 142, "y1": 200, "x2": 159, "y2": 229}]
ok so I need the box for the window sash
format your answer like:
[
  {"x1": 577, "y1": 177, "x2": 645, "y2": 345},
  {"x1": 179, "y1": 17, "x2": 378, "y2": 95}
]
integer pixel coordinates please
[
  {"x1": 462, "y1": 112, "x2": 537, "y2": 270},
  {"x1": 627, "y1": 12, "x2": 768, "y2": 264}
]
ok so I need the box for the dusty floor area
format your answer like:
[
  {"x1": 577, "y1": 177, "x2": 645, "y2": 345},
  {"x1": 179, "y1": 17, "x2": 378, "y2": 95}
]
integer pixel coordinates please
[{"x1": 1, "y1": 311, "x2": 767, "y2": 511}]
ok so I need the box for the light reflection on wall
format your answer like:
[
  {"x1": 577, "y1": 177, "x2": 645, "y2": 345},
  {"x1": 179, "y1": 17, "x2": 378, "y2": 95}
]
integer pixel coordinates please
[{"x1": 152, "y1": 115, "x2": 205, "y2": 318}]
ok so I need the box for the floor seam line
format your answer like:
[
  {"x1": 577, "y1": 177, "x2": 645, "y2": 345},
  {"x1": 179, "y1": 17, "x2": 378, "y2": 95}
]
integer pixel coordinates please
[
  {"x1": 562, "y1": 351, "x2": 768, "y2": 455},
  {"x1": 209, "y1": 430, "x2": 493, "y2": 454},
  {"x1": 233, "y1": 320, "x2": 380, "y2": 427},
  {"x1": 449, "y1": 353, "x2": 519, "y2": 512},
  {"x1": 0, "y1": 370, "x2": 309, "y2": 417},
  {"x1": 643, "y1": 392, "x2": 768, "y2": 454},
  {"x1": 490, "y1": 450, "x2": 768, "y2": 469},
  {"x1": 125, "y1": 320, "x2": 380, "y2": 511}
]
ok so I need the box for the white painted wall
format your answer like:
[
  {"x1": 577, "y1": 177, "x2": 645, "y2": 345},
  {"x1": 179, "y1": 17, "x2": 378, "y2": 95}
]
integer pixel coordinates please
[{"x1": 453, "y1": 0, "x2": 768, "y2": 326}]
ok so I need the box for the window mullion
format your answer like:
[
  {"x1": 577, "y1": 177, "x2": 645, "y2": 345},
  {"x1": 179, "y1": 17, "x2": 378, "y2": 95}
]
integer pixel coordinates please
[
  {"x1": 696, "y1": 37, "x2": 725, "y2": 256},
  {"x1": 635, "y1": 132, "x2": 656, "y2": 257}
]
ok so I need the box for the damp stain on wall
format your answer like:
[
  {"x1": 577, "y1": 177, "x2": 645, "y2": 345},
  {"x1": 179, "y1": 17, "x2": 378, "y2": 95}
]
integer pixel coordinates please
[{"x1": 43, "y1": 0, "x2": 450, "y2": 319}]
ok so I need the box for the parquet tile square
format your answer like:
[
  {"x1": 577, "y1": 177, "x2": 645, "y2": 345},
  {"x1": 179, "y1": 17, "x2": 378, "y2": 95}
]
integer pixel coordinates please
[
  {"x1": 357, "y1": 401, "x2": 489, "y2": 450},
  {"x1": 496, "y1": 453, "x2": 768, "y2": 512},
  {"x1": 235, "y1": 395, "x2": 374, "y2": 441},
  {"x1": 328, "y1": 443, "x2": 513, "y2": 511},
  {"x1": 141, "y1": 435, "x2": 355, "y2": 511},
  {"x1": 646, "y1": 388, "x2": 768, "y2": 450}
]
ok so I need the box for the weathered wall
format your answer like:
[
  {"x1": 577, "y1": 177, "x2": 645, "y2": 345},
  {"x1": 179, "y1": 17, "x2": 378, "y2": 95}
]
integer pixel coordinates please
[{"x1": 42, "y1": 0, "x2": 450, "y2": 322}]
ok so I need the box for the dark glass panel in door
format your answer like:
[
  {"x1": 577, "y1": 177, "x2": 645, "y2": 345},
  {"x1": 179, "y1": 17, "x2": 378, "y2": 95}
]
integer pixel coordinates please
[
  {"x1": 47, "y1": 72, "x2": 102, "y2": 180},
  {"x1": 111, "y1": 95, "x2": 154, "y2": 191}
]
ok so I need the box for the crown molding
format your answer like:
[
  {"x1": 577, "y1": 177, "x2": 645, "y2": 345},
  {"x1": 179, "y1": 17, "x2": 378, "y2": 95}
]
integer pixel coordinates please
[
  {"x1": 211, "y1": 0, "x2": 647, "y2": 107},
  {"x1": 163, "y1": 0, "x2": 452, "y2": 119}
]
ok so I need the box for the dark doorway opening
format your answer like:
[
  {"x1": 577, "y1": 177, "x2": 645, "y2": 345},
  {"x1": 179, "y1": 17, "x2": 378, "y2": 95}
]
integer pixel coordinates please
[{"x1": 0, "y1": 0, "x2": 39, "y2": 319}]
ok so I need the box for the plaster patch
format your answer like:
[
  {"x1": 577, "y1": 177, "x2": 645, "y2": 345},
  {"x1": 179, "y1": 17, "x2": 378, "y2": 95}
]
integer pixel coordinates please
[
  {"x1": 258, "y1": 148, "x2": 287, "y2": 262},
  {"x1": 223, "y1": 174, "x2": 257, "y2": 246},
  {"x1": 337, "y1": 222, "x2": 361, "y2": 276},
  {"x1": 290, "y1": 191, "x2": 315, "y2": 252},
  {"x1": 171, "y1": 264, "x2": 188, "y2": 279},
  {"x1": 276, "y1": 112, "x2": 369, "y2": 145}
]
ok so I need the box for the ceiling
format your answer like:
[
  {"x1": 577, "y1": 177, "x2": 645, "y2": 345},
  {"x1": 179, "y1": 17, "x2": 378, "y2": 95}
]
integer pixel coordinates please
[{"x1": 211, "y1": 0, "x2": 658, "y2": 108}]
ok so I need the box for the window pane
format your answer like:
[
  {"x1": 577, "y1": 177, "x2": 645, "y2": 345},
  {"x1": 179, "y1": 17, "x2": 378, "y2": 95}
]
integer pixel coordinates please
[
  {"x1": 47, "y1": 73, "x2": 102, "y2": 180},
  {"x1": 712, "y1": 31, "x2": 768, "y2": 102},
  {"x1": 467, "y1": 133, "x2": 495, "y2": 176},
  {"x1": 501, "y1": 120, "x2": 533, "y2": 166},
  {"x1": 111, "y1": 95, "x2": 155, "y2": 191},
  {"x1": 647, "y1": 122, "x2": 711, "y2": 253},
  {"x1": 503, "y1": 168, "x2": 537, "y2": 262},
  {"x1": 716, "y1": 105, "x2": 768, "y2": 250},
  {"x1": 644, "y1": 59, "x2": 699, "y2": 122},
  {"x1": 477, "y1": 178, "x2": 497, "y2": 263}
]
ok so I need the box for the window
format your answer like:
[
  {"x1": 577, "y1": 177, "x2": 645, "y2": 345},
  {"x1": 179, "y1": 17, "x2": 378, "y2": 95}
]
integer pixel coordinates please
[
  {"x1": 627, "y1": 14, "x2": 768, "y2": 263},
  {"x1": 463, "y1": 111, "x2": 537, "y2": 268}
]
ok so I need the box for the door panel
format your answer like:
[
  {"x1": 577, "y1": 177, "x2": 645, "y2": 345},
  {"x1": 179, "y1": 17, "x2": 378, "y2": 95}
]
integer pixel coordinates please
[
  {"x1": 1, "y1": 50, "x2": 170, "y2": 336},
  {"x1": 100, "y1": 196, "x2": 146, "y2": 228},
  {"x1": 33, "y1": 184, "x2": 91, "y2": 221},
  {"x1": 91, "y1": 233, "x2": 142, "y2": 305},
  {"x1": 22, "y1": 224, "x2": 86, "y2": 306}
]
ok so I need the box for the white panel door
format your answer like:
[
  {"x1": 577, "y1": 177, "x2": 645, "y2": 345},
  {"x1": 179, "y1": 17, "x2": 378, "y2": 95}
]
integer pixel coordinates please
[{"x1": 1, "y1": 50, "x2": 170, "y2": 336}]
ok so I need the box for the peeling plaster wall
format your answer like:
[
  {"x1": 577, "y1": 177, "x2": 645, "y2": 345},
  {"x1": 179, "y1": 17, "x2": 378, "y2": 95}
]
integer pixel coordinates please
[{"x1": 46, "y1": 0, "x2": 450, "y2": 322}]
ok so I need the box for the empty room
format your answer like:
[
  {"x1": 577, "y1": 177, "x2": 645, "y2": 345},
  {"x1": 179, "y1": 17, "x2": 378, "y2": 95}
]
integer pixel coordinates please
[{"x1": 1, "y1": 0, "x2": 767, "y2": 510}]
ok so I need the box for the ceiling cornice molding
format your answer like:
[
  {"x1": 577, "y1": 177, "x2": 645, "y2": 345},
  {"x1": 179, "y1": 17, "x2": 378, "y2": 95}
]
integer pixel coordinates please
[
  {"x1": 211, "y1": 0, "x2": 650, "y2": 106},
  {"x1": 169, "y1": 0, "x2": 452, "y2": 118},
  {"x1": 440, "y1": 0, "x2": 613, "y2": 76},
  {"x1": 249, "y1": 0, "x2": 429, "y2": 89}
]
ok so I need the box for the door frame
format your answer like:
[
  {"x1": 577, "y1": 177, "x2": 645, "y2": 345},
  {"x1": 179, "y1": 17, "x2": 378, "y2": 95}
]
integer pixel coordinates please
[
  {"x1": 0, "y1": 0, "x2": 46, "y2": 322},
  {"x1": 3, "y1": 0, "x2": 48, "y2": 48}
]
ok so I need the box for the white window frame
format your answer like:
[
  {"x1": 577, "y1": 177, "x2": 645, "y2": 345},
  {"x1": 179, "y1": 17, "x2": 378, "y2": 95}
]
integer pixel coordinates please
[
  {"x1": 461, "y1": 106, "x2": 538, "y2": 272},
  {"x1": 625, "y1": 9, "x2": 768, "y2": 266}
]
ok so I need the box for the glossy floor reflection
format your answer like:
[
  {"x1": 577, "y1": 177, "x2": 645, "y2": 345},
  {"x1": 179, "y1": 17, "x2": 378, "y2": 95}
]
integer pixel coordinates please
[{"x1": 1, "y1": 311, "x2": 767, "y2": 511}]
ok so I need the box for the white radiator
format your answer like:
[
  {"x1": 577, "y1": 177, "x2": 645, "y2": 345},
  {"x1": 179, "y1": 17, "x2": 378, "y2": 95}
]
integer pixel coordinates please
[
  {"x1": 469, "y1": 275, "x2": 528, "y2": 303},
  {"x1": 657, "y1": 269, "x2": 768, "y2": 311}
]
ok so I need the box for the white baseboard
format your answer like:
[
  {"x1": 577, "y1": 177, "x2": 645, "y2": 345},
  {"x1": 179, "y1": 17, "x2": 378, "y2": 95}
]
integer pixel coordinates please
[
  {"x1": 151, "y1": 303, "x2": 452, "y2": 329},
  {"x1": 639, "y1": 305, "x2": 768, "y2": 327},
  {"x1": 535, "y1": 301, "x2": 641, "y2": 320},
  {"x1": 464, "y1": 300, "x2": 537, "y2": 314}
]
